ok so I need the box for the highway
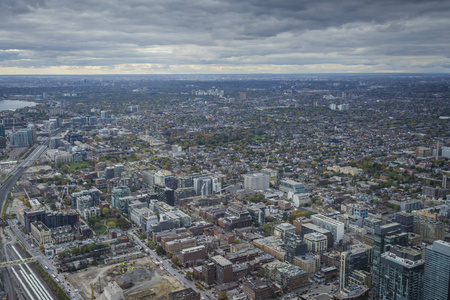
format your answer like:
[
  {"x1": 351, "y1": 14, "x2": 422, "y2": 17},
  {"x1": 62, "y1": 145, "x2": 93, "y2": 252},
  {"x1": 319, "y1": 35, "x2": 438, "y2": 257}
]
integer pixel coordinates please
[
  {"x1": 0, "y1": 143, "x2": 48, "y2": 216},
  {"x1": 0, "y1": 125, "x2": 68, "y2": 213},
  {"x1": 0, "y1": 125, "x2": 75, "y2": 299}
]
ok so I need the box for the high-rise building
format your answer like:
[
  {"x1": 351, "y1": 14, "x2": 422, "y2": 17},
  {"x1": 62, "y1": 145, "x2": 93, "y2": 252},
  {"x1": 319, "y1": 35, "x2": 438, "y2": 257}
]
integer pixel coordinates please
[
  {"x1": 261, "y1": 168, "x2": 278, "y2": 185},
  {"x1": 337, "y1": 104, "x2": 349, "y2": 111},
  {"x1": 71, "y1": 117, "x2": 87, "y2": 127},
  {"x1": 23, "y1": 209, "x2": 79, "y2": 233},
  {"x1": 423, "y1": 240, "x2": 450, "y2": 300},
  {"x1": 414, "y1": 210, "x2": 445, "y2": 242},
  {"x1": 193, "y1": 176, "x2": 213, "y2": 196},
  {"x1": 248, "y1": 204, "x2": 266, "y2": 225},
  {"x1": 274, "y1": 223, "x2": 296, "y2": 241},
  {"x1": 351, "y1": 204, "x2": 368, "y2": 219},
  {"x1": 304, "y1": 232, "x2": 328, "y2": 254},
  {"x1": 0, "y1": 123, "x2": 6, "y2": 148},
  {"x1": 293, "y1": 217, "x2": 312, "y2": 235},
  {"x1": 100, "y1": 111, "x2": 109, "y2": 119},
  {"x1": 394, "y1": 212, "x2": 414, "y2": 232},
  {"x1": 154, "y1": 170, "x2": 174, "y2": 189},
  {"x1": 218, "y1": 203, "x2": 252, "y2": 230},
  {"x1": 301, "y1": 222, "x2": 333, "y2": 246},
  {"x1": 142, "y1": 170, "x2": 155, "y2": 187},
  {"x1": 202, "y1": 261, "x2": 216, "y2": 285},
  {"x1": 279, "y1": 180, "x2": 306, "y2": 194},
  {"x1": 284, "y1": 232, "x2": 307, "y2": 264},
  {"x1": 88, "y1": 116, "x2": 98, "y2": 126},
  {"x1": 10, "y1": 127, "x2": 35, "y2": 147},
  {"x1": 111, "y1": 186, "x2": 131, "y2": 209},
  {"x1": 71, "y1": 188, "x2": 101, "y2": 209},
  {"x1": 155, "y1": 186, "x2": 175, "y2": 206},
  {"x1": 339, "y1": 244, "x2": 372, "y2": 292},
  {"x1": 311, "y1": 214, "x2": 345, "y2": 244},
  {"x1": 371, "y1": 223, "x2": 408, "y2": 300},
  {"x1": 244, "y1": 173, "x2": 270, "y2": 191},
  {"x1": 378, "y1": 245, "x2": 424, "y2": 300},
  {"x1": 114, "y1": 164, "x2": 125, "y2": 178},
  {"x1": 211, "y1": 255, "x2": 233, "y2": 284}
]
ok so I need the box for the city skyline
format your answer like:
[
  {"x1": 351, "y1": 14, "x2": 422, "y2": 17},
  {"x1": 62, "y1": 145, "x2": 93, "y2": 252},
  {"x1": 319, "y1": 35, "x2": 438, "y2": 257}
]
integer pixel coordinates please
[{"x1": 1, "y1": 0, "x2": 450, "y2": 75}]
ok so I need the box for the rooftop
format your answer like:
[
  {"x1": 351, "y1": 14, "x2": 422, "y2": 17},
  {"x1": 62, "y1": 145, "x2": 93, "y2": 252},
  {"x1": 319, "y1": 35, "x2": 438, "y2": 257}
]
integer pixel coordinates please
[
  {"x1": 431, "y1": 240, "x2": 450, "y2": 256},
  {"x1": 211, "y1": 255, "x2": 233, "y2": 267},
  {"x1": 312, "y1": 214, "x2": 344, "y2": 226}
]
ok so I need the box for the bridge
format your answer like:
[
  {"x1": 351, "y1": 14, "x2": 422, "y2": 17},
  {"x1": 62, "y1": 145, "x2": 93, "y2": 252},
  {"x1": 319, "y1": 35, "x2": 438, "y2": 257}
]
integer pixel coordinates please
[{"x1": 0, "y1": 257, "x2": 36, "y2": 269}]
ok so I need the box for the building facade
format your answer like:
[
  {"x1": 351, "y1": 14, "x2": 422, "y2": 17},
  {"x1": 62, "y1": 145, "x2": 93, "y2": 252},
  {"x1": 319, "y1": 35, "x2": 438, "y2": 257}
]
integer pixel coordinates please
[{"x1": 423, "y1": 240, "x2": 450, "y2": 300}]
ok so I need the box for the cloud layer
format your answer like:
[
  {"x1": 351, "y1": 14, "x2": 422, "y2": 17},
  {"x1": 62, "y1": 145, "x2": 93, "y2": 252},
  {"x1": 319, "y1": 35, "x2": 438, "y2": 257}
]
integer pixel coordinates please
[{"x1": 1, "y1": 0, "x2": 450, "y2": 74}]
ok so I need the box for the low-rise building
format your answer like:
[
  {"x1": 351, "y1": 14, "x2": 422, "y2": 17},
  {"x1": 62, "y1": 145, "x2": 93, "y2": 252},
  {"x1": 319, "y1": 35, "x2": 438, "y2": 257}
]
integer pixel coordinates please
[
  {"x1": 165, "y1": 238, "x2": 197, "y2": 253},
  {"x1": 179, "y1": 246, "x2": 206, "y2": 267},
  {"x1": 253, "y1": 236, "x2": 286, "y2": 261},
  {"x1": 274, "y1": 223, "x2": 296, "y2": 241},
  {"x1": 275, "y1": 264, "x2": 309, "y2": 292},
  {"x1": 243, "y1": 278, "x2": 272, "y2": 300},
  {"x1": 294, "y1": 253, "x2": 321, "y2": 274},
  {"x1": 30, "y1": 221, "x2": 53, "y2": 246},
  {"x1": 304, "y1": 232, "x2": 328, "y2": 254}
]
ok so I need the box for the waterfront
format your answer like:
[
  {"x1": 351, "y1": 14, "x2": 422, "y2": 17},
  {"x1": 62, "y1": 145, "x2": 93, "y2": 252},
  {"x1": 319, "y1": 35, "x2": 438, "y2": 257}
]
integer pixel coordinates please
[{"x1": 0, "y1": 100, "x2": 37, "y2": 112}]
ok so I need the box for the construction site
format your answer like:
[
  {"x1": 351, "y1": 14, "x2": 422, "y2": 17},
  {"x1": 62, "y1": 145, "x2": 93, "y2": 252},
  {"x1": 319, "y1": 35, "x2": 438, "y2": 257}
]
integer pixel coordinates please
[{"x1": 66, "y1": 256, "x2": 184, "y2": 300}]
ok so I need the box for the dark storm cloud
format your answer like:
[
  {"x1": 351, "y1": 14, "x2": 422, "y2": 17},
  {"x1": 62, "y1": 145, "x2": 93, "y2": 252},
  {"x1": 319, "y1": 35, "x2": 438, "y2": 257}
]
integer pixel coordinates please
[{"x1": 0, "y1": 0, "x2": 449, "y2": 73}]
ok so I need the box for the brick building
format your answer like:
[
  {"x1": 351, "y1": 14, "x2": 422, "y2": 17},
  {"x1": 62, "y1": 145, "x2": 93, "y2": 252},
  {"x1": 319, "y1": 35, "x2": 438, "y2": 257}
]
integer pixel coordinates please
[{"x1": 243, "y1": 278, "x2": 272, "y2": 300}]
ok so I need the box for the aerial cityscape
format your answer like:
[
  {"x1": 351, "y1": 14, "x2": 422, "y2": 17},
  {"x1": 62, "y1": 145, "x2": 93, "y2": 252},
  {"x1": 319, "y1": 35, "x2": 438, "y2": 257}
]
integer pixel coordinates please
[
  {"x1": 0, "y1": 74, "x2": 449, "y2": 300},
  {"x1": 1, "y1": 1, "x2": 450, "y2": 300}
]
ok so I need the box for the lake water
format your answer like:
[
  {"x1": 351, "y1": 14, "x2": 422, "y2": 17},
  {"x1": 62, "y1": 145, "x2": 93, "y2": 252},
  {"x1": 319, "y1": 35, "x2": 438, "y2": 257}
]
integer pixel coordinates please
[{"x1": 0, "y1": 100, "x2": 37, "y2": 112}]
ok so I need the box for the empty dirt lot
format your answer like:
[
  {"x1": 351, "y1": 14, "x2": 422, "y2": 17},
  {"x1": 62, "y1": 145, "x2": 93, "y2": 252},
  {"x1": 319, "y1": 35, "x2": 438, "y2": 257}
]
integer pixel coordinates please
[{"x1": 66, "y1": 256, "x2": 184, "y2": 300}]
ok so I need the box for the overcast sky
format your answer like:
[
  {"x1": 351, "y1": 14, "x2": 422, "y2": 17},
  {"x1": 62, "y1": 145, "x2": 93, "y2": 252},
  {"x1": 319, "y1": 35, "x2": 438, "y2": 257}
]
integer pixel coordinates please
[{"x1": 1, "y1": 0, "x2": 450, "y2": 74}]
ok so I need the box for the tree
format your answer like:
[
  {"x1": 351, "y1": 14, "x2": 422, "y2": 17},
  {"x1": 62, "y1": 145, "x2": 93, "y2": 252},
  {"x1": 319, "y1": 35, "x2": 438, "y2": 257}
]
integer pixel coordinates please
[
  {"x1": 171, "y1": 257, "x2": 181, "y2": 267},
  {"x1": 88, "y1": 215, "x2": 100, "y2": 226},
  {"x1": 148, "y1": 240, "x2": 156, "y2": 249},
  {"x1": 185, "y1": 272, "x2": 193, "y2": 281},
  {"x1": 107, "y1": 221, "x2": 116, "y2": 228},
  {"x1": 111, "y1": 208, "x2": 120, "y2": 217},
  {"x1": 102, "y1": 207, "x2": 110, "y2": 218},
  {"x1": 218, "y1": 291, "x2": 228, "y2": 300},
  {"x1": 155, "y1": 245, "x2": 166, "y2": 256}
]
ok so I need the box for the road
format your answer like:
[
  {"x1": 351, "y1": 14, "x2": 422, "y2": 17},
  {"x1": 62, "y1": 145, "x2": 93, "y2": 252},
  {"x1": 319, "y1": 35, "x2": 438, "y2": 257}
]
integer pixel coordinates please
[
  {"x1": 128, "y1": 230, "x2": 216, "y2": 300},
  {"x1": 0, "y1": 143, "x2": 48, "y2": 215},
  {"x1": 7, "y1": 220, "x2": 83, "y2": 300},
  {"x1": 0, "y1": 125, "x2": 68, "y2": 213}
]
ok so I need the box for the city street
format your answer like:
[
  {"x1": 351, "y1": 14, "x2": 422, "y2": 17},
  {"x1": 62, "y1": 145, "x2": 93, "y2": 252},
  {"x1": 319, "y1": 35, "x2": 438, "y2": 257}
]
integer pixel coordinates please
[{"x1": 7, "y1": 220, "x2": 82, "y2": 300}]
